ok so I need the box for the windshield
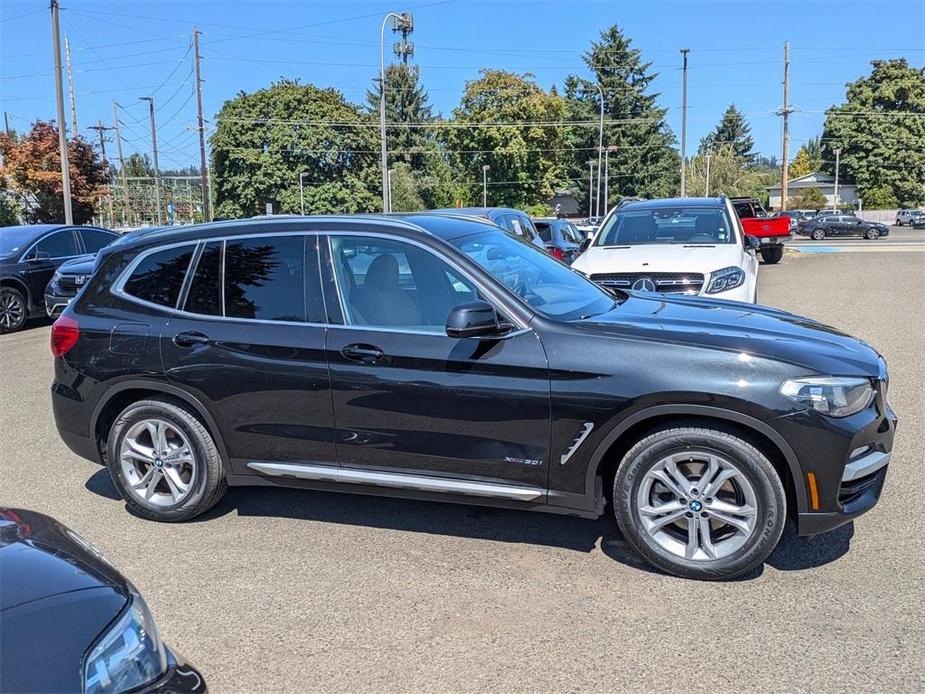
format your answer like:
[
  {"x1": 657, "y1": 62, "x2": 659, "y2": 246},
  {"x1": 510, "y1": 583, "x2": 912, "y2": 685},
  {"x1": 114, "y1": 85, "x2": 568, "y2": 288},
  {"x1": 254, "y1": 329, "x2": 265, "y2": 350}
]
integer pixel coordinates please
[
  {"x1": 0, "y1": 226, "x2": 40, "y2": 257},
  {"x1": 594, "y1": 206, "x2": 736, "y2": 246},
  {"x1": 452, "y1": 231, "x2": 616, "y2": 321}
]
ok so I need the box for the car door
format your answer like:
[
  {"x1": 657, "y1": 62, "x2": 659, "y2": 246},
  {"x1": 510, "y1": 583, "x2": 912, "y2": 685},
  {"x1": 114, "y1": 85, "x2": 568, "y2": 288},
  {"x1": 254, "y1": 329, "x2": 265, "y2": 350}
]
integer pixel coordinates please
[
  {"x1": 321, "y1": 232, "x2": 550, "y2": 492},
  {"x1": 23, "y1": 229, "x2": 81, "y2": 307},
  {"x1": 161, "y1": 233, "x2": 336, "y2": 475}
]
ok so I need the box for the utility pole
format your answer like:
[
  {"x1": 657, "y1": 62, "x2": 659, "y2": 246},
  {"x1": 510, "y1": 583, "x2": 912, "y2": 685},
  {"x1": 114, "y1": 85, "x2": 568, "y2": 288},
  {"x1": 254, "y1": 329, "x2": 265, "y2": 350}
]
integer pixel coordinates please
[
  {"x1": 594, "y1": 83, "x2": 604, "y2": 219},
  {"x1": 680, "y1": 48, "x2": 689, "y2": 198},
  {"x1": 186, "y1": 180, "x2": 194, "y2": 223},
  {"x1": 193, "y1": 28, "x2": 211, "y2": 222},
  {"x1": 387, "y1": 168, "x2": 395, "y2": 212},
  {"x1": 779, "y1": 41, "x2": 791, "y2": 211},
  {"x1": 112, "y1": 101, "x2": 128, "y2": 226},
  {"x1": 3, "y1": 112, "x2": 9, "y2": 136},
  {"x1": 379, "y1": 12, "x2": 413, "y2": 213},
  {"x1": 51, "y1": 0, "x2": 73, "y2": 224},
  {"x1": 705, "y1": 152, "x2": 713, "y2": 197},
  {"x1": 833, "y1": 148, "x2": 841, "y2": 210},
  {"x1": 89, "y1": 120, "x2": 115, "y2": 226},
  {"x1": 603, "y1": 146, "x2": 617, "y2": 215},
  {"x1": 139, "y1": 96, "x2": 162, "y2": 225},
  {"x1": 482, "y1": 165, "x2": 489, "y2": 206}
]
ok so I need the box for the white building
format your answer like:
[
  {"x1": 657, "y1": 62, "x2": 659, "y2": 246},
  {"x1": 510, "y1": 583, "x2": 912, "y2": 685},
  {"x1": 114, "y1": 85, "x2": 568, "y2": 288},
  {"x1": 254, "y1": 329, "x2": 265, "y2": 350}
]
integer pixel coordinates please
[{"x1": 767, "y1": 171, "x2": 858, "y2": 210}]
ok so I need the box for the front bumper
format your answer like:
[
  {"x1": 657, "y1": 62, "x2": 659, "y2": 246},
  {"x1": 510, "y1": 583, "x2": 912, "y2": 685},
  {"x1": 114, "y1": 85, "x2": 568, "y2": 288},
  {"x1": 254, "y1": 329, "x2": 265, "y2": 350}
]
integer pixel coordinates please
[
  {"x1": 44, "y1": 291, "x2": 75, "y2": 317},
  {"x1": 789, "y1": 400, "x2": 897, "y2": 537},
  {"x1": 143, "y1": 647, "x2": 207, "y2": 693}
]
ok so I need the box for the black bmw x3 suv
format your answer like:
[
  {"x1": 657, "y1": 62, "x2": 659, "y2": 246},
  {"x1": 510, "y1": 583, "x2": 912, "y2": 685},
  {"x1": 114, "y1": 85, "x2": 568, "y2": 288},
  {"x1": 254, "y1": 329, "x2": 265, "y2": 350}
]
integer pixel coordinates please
[{"x1": 51, "y1": 214, "x2": 896, "y2": 579}]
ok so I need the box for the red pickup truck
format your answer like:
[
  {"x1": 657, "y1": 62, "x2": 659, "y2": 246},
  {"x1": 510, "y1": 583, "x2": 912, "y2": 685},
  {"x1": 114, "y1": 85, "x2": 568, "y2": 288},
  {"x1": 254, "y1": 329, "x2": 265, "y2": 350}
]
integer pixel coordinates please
[{"x1": 731, "y1": 198, "x2": 791, "y2": 264}]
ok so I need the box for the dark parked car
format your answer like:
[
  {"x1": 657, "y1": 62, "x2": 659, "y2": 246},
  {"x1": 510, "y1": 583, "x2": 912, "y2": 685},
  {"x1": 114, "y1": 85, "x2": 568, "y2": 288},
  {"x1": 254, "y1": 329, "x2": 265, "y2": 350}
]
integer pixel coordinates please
[
  {"x1": 798, "y1": 214, "x2": 890, "y2": 240},
  {"x1": 431, "y1": 207, "x2": 545, "y2": 249},
  {"x1": 0, "y1": 508, "x2": 205, "y2": 693},
  {"x1": 51, "y1": 214, "x2": 895, "y2": 580},
  {"x1": 533, "y1": 217, "x2": 583, "y2": 263},
  {"x1": 0, "y1": 224, "x2": 118, "y2": 332},
  {"x1": 45, "y1": 253, "x2": 97, "y2": 317}
]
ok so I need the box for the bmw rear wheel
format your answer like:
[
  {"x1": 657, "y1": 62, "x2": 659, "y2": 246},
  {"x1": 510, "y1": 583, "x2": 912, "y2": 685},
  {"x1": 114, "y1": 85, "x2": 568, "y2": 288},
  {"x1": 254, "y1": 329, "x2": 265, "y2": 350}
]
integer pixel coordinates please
[
  {"x1": 107, "y1": 398, "x2": 227, "y2": 521},
  {"x1": 810, "y1": 229, "x2": 825, "y2": 240},
  {"x1": 613, "y1": 425, "x2": 786, "y2": 580}
]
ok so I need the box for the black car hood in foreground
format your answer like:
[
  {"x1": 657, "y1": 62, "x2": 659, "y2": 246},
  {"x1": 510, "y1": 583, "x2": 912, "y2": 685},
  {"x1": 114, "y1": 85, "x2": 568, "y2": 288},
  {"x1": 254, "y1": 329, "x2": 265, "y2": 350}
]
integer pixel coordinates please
[
  {"x1": 0, "y1": 508, "x2": 130, "y2": 692},
  {"x1": 573, "y1": 292, "x2": 882, "y2": 377}
]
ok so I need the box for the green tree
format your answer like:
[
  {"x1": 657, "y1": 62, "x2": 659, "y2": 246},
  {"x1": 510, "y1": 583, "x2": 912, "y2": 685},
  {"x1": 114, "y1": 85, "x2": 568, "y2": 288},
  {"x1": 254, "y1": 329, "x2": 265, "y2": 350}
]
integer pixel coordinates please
[
  {"x1": 686, "y1": 143, "x2": 776, "y2": 200},
  {"x1": 210, "y1": 80, "x2": 379, "y2": 218},
  {"x1": 861, "y1": 184, "x2": 899, "y2": 209},
  {"x1": 443, "y1": 69, "x2": 569, "y2": 208},
  {"x1": 366, "y1": 63, "x2": 434, "y2": 171},
  {"x1": 699, "y1": 104, "x2": 755, "y2": 162},
  {"x1": 0, "y1": 121, "x2": 108, "y2": 224},
  {"x1": 563, "y1": 24, "x2": 679, "y2": 212},
  {"x1": 788, "y1": 187, "x2": 828, "y2": 210},
  {"x1": 821, "y1": 59, "x2": 925, "y2": 207}
]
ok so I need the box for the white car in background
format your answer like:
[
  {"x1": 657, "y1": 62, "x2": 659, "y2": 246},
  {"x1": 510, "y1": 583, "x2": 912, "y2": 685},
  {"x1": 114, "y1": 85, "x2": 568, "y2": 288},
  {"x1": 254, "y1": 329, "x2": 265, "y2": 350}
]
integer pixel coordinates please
[{"x1": 571, "y1": 197, "x2": 760, "y2": 304}]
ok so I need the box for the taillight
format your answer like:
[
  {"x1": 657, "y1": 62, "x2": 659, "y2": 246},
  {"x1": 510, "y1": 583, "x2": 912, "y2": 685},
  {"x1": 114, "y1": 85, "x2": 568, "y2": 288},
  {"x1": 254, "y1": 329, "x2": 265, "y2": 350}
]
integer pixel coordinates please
[
  {"x1": 547, "y1": 246, "x2": 564, "y2": 260},
  {"x1": 51, "y1": 314, "x2": 80, "y2": 357}
]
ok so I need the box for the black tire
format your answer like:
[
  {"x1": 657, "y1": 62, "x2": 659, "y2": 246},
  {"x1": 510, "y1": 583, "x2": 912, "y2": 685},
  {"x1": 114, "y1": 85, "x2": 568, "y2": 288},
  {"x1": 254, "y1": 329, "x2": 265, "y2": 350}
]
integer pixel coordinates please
[
  {"x1": 865, "y1": 228, "x2": 879, "y2": 240},
  {"x1": 0, "y1": 286, "x2": 27, "y2": 333},
  {"x1": 810, "y1": 228, "x2": 825, "y2": 240},
  {"x1": 612, "y1": 425, "x2": 786, "y2": 580},
  {"x1": 106, "y1": 398, "x2": 227, "y2": 522},
  {"x1": 759, "y1": 245, "x2": 784, "y2": 264}
]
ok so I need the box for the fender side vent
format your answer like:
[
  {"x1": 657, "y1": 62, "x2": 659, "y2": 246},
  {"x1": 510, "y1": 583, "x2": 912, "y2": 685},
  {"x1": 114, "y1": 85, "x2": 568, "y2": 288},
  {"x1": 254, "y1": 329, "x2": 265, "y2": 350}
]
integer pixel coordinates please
[{"x1": 560, "y1": 422, "x2": 594, "y2": 465}]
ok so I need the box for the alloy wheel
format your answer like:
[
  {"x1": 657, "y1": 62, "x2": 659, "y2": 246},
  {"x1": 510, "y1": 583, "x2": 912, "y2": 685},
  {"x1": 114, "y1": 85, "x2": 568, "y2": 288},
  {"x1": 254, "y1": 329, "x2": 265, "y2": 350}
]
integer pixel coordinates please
[
  {"x1": 119, "y1": 419, "x2": 196, "y2": 507},
  {"x1": 0, "y1": 292, "x2": 25, "y2": 331},
  {"x1": 635, "y1": 451, "x2": 759, "y2": 561}
]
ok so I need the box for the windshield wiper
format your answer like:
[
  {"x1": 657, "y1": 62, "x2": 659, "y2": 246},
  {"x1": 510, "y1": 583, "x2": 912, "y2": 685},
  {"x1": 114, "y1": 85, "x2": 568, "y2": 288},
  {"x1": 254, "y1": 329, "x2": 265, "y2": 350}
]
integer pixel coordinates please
[{"x1": 599, "y1": 245, "x2": 631, "y2": 249}]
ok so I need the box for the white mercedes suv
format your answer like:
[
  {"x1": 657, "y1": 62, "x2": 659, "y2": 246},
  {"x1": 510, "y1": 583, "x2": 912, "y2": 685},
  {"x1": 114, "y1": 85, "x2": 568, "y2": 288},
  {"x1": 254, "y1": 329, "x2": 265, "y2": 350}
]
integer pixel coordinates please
[{"x1": 571, "y1": 197, "x2": 760, "y2": 304}]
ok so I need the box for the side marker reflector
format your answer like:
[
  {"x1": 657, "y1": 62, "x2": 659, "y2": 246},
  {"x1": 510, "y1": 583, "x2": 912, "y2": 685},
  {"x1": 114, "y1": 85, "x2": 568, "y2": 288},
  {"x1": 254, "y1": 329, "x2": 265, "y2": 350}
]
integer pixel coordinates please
[{"x1": 807, "y1": 472, "x2": 820, "y2": 511}]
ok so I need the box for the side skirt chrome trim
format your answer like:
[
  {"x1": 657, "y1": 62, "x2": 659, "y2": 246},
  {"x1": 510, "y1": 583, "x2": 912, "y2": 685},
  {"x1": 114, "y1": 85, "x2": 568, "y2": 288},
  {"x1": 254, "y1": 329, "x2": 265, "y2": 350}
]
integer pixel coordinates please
[{"x1": 246, "y1": 461, "x2": 544, "y2": 502}]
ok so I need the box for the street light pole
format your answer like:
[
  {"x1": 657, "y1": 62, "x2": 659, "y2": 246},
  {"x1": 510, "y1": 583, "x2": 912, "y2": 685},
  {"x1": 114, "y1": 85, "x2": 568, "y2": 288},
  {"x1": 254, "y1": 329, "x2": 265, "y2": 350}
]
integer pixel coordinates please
[
  {"x1": 705, "y1": 152, "x2": 713, "y2": 197},
  {"x1": 603, "y1": 146, "x2": 617, "y2": 215},
  {"x1": 299, "y1": 172, "x2": 309, "y2": 215},
  {"x1": 482, "y1": 165, "x2": 489, "y2": 206},
  {"x1": 594, "y1": 83, "x2": 604, "y2": 219},
  {"x1": 680, "y1": 48, "x2": 690, "y2": 198},
  {"x1": 588, "y1": 160, "x2": 594, "y2": 217},
  {"x1": 139, "y1": 96, "x2": 162, "y2": 225},
  {"x1": 833, "y1": 148, "x2": 841, "y2": 210}
]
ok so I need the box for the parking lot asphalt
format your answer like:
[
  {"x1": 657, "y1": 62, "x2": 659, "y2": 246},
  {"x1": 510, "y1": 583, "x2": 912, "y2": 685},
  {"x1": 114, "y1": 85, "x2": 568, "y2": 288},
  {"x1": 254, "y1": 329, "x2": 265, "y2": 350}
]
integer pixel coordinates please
[{"x1": 1, "y1": 249, "x2": 923, "y2": 692}]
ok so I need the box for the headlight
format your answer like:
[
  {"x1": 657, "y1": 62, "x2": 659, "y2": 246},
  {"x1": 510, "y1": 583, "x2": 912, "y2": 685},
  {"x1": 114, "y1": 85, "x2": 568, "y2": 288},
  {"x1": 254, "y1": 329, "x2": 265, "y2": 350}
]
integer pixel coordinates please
[
  {"x1": 780, "y1": 376, "x2": 874, "y2": 417},
  {"x1": 52, "y1": 271, "x2": 62, "y2": 284},
  {"x1": 83, "y1": 593, "x2": 167, "y2": 694},
  {"x1": 706, "y1": 266, "x2": 745, "y2": 294}
]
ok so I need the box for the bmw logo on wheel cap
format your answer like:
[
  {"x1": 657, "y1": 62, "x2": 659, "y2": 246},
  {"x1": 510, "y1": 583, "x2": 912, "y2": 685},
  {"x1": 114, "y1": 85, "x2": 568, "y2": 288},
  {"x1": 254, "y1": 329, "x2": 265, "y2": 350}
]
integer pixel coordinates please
[
  {"x1": 632, "y1": 277, "x2": 657, "y2": 292},
  {"x1": 689, "y1": 500, "x2": 703, "y2": 512}
]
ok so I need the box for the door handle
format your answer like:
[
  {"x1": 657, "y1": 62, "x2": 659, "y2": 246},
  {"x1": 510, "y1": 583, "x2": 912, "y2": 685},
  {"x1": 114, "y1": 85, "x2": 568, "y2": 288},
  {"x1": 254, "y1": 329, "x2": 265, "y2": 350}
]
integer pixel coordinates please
[
  {"x1": 172, "y1": 331, "x2": 210, "y2": 348},
  {"x1": 340, "y1": 343, "x2": 384, "y2": 363}
]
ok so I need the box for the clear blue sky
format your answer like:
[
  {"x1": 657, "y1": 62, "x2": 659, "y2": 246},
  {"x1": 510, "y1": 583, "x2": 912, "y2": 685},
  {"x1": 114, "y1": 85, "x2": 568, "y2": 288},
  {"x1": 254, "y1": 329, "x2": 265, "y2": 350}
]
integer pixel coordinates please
[{"x1": 2, "y1": 0, "x2": 923, "y2": 171}]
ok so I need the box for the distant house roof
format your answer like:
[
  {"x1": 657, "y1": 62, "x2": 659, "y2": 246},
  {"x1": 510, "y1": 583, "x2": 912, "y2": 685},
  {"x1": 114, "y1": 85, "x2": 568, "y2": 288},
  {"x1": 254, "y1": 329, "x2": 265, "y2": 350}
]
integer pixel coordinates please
[{"x1": 768, "y1": 171, "x2": 855, "y2": 192}]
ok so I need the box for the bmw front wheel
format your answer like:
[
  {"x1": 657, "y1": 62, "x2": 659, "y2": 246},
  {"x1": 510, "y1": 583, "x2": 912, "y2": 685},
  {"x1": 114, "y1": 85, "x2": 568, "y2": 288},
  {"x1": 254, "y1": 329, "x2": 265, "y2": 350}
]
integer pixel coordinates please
[
  {"x1": 613, "y1": 425, "x2": 786, "y2": 580},
  {"x1": 810, "y1": 229, "x2": 825, "y2": 240}
]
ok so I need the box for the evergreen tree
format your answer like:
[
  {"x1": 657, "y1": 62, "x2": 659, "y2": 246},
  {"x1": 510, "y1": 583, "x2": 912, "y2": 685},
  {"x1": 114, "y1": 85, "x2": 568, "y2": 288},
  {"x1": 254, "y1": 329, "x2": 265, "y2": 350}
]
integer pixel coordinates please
[
  {"x1": 821, "y1": 59, "x2": 925, "y2": 207},
  {"x1": 699, "y1": 104, "x2": 756, "y2": 162},
  {"x1": 366, "y1": 63, "x2": 434, "y2": 171},
  {"x1": 563, "y1": 24, "x2": 679, "y2": 214}
]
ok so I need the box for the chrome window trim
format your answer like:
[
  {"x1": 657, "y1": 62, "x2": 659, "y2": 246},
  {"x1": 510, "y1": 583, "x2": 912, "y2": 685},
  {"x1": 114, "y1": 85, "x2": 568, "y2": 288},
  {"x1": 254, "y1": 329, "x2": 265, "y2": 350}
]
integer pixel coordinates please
[{"x1": 110, "y1": 228, "x2": 532, "y2": 335}]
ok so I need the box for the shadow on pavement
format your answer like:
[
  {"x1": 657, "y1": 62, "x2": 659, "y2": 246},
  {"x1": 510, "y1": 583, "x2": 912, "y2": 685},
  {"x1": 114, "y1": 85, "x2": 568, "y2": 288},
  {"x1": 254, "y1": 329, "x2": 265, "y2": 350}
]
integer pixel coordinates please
[{"x1": 84, "y1": 471, "x2": 852, "y2": 578}]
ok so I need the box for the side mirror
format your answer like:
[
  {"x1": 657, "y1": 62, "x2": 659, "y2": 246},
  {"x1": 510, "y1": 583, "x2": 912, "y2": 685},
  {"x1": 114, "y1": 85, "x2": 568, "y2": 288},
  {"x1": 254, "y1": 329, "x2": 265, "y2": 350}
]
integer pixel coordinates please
[
  {"x1": 28, "y1": 250, "x2": 51, "y2": 262},
  {"x1": 446, "y1": 300, "x2": 507, "y2": 339},
  {"x1": 579, "y1": 238, "x2": 591, "y2": 252},
  {"x1": 745, "y1": 235, "x2": 761, "y2": 252}
]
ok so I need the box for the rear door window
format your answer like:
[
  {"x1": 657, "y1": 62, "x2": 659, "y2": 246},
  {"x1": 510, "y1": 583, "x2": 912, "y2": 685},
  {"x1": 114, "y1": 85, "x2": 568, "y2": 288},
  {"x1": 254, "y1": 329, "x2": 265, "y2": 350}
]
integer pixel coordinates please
[
  {"x1": 185, "y1": 241, "x2": 222, "y2": 316},
  {"x1": 123, "y1": 245, "x2": 195, "y2": 307},
  {"x1": 224, "y1": 236, "x2": 305, "y2": 321},
  {"x1": 79, "y1": 229, "x2": 119, "y2": 253}
]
